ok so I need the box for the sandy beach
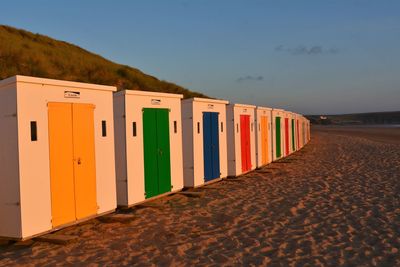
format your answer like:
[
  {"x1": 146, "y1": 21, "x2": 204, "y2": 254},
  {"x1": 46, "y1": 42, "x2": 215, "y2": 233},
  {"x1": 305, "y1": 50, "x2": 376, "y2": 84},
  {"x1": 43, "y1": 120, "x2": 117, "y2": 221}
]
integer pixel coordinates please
[
  {"x1": 1, "y1": 126, "x2": 399, "y2": 266},
  {"x1": 314, "y1": 125, "x2": 400, "y2": 145}
]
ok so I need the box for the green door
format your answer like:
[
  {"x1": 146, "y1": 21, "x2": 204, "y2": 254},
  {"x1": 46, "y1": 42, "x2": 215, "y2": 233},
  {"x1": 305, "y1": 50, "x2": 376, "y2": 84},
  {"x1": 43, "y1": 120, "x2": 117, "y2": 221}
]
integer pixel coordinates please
[
  {"x1": 155, "y1": 109, "x2": 172, "y2": 195},
  {"x1": 143, "y1": 108, "x2": 172, "y2": 199},
  {"x1": 275, "y1": 117, "x2": 281, "y2": 158}
]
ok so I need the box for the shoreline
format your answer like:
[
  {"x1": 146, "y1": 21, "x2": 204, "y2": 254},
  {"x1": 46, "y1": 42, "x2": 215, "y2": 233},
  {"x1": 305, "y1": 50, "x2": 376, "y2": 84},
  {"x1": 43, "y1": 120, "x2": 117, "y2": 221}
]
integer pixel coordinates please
[{"x1": 313, "y1": 125, "x2": 400, "y2": 145}]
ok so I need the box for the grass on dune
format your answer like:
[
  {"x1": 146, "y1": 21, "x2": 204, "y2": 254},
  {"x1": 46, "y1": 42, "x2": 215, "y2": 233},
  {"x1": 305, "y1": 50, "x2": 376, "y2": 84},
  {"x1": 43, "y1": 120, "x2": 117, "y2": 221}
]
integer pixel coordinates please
[{"x1": 0, "y1": 25, "x2": 207, "y2": 98}]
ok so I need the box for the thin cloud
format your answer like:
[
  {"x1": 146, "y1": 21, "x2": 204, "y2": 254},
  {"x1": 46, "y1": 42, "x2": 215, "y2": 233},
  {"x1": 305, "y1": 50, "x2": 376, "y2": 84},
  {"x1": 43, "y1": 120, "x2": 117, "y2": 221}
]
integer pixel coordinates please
[
  {"x1": 275, "y1": 45, "x2": 339, "y2": 55},
  {"x1": 236, "y1": 75, "x2": 264, "y2": 83}
]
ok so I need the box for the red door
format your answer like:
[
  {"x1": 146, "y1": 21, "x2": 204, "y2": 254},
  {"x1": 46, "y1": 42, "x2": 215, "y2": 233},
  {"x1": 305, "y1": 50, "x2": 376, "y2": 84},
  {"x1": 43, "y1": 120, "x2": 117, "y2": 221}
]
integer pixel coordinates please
[
  {"x1": 284, "y1": 118, "x2": 289, "y2": 156},
  {"x1": 245, "y1": 118, "x2": 251, "y2": 170},
  {"x1": 240, "y1": 115, "x2": 251, "y2": 172}
]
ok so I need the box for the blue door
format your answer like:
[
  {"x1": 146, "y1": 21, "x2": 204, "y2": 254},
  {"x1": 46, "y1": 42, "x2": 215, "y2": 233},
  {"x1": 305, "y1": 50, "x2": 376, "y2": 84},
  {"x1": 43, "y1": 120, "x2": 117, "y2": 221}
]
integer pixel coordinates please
[
  {"x1": 210, "y1": 112, "x2": 220, "y2": 179},
  {"x1": 203, "y1": 112, "x2": 220, "y2": 182}
]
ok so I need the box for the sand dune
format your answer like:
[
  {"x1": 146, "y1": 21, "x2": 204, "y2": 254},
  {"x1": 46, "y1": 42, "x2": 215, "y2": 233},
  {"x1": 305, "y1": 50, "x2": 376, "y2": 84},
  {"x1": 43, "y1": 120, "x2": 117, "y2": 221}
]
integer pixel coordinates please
[{"x1": 1, "y1": 127, "x2": 399, "y2": 266}]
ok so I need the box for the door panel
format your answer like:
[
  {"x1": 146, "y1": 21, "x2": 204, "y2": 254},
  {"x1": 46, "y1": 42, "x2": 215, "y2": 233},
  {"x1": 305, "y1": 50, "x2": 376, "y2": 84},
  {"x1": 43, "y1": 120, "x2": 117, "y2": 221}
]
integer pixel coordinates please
[
  {"x1": 246, "y1": 117, "x2": 251, "y2": 170},
  {"x1": 156, "y1": 109, "x2": 172, "y2": 195},
  {"x1": 143, "y1": 108, "x2": 172, "y2": 198},
  {"x1": 203, "y1": 113, "x2": 213, "y2": 181},
  {"x1": 261, "y1": 116, "x2": 269, "y2": 165},
  {"x1": 48, "y1": 103, "x2": 75, "y2": 227},
  {"x1": 240, "y1": 116, "x2": 247, "y2": 172},
  {"x1": 210, "y1": 113, "x2": 220, "y2": 179},
  {"x1": 275, "y1": 117, "x2": 281, "y2": 158},
  {"x1": 203, "y1": 112, "x2": 220, "y2": 182},
  {"x1": 72, "y1": 103, "x2": 97, "y2": 220},
  {"x1": 143, "y1": 109, "x2": 159, "y2": 198},
  {"x1": 296, "y1": 120, "x2": 300, "y2": 148},
  {"x1": 291, "y1": 119, "x2": 296, "y2": 151},
  {"x1": 284, "y1": 118, "x2": 289, "y2": 156},
  {"x1": 240, "y1": 115, "x2": 251, "y2": 172}
]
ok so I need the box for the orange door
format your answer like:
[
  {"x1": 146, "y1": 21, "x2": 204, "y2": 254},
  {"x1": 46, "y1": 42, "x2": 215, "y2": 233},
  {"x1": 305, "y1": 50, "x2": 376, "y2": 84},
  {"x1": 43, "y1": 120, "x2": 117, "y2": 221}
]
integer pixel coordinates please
[
  {"x1": 72, "y1": 103, "x2": 97, "y2": 220},
  {"x1": 48, "y1": 103, "x2": 76, "y2": 227},
  {"x1": 260, "y1": 116, "x2": 269, "y2": 165},
  {"x1": 48, "y1": 102, "x2": 97, "y2": 227}
]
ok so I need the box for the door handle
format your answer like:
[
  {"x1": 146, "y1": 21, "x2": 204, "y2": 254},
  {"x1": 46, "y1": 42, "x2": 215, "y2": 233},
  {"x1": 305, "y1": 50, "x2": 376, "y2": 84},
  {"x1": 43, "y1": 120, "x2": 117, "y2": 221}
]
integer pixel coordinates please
[{"x1": 77, "y1": 158, "x2": 82, "y2": 165}]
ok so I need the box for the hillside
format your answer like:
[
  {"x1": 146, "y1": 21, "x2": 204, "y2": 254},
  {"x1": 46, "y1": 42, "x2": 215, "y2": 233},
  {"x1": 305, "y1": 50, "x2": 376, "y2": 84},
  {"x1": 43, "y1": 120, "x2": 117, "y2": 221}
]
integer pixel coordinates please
[
  {"x1": 0, "y1": 25, "x2": 207, "y2": 98},
  {"x1": 307, "y1": 111, "x2": 400, "y2": 125}
]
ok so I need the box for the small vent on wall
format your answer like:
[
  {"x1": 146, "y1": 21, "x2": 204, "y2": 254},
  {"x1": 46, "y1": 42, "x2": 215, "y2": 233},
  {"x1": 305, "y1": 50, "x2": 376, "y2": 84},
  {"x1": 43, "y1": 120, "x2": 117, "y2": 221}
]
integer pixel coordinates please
[
  {"x1": 132, "y1": 122, "x2": 137, "y2": 136},
  {"x1": 102, "y1": 121, "x2": 107, "y2": 137},
  {"x1": 30, "y1": 121, "x2": 37, "y2": 141}
]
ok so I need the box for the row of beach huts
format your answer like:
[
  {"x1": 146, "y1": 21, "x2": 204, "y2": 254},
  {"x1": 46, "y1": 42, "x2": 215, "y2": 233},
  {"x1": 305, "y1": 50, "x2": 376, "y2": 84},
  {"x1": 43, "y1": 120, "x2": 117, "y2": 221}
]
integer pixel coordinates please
[{"x1": 0, "y1": 76, "x2": 310, "y2": 240}]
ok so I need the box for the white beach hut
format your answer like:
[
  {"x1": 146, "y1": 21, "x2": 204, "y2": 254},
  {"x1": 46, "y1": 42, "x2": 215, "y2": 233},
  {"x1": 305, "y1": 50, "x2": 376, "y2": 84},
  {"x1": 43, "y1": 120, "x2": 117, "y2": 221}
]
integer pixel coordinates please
[
  {"x1": 298, "y1": 115, "x2": 310, "y2": 148},
  {"x1": 181, "y1": 98, "x2": 229, "y2": 187},
  {"x1": 113, "y1": 90, "x2": 184, "y2": 207},
  {"x1": 272, "y1": 108, "x2": 285, "y2": 161},
  {"x1": 306, "y1": 119, "x2": 311, "y2": 143},
  {"x1": 0, "y1": 75, "x2": 117, "y2": 240},
  {"x1": 255, "y1": 106, "x2": 273, "y2": 168},
  {"x1": 297, "y1": 115, "x2": 304, "y2": 149},
  {"x1": 226, "y1": 103, "x2": 256, "y2": 176},
  {"x1": 288, "y1": 111, "x2": 297, "y2": 154},
  {"x1": 282, "y1": 110, "x2": 292, "y2": 157},
  {"x1": 292, "y1": 113, "x2": 299, "y2": 152}
]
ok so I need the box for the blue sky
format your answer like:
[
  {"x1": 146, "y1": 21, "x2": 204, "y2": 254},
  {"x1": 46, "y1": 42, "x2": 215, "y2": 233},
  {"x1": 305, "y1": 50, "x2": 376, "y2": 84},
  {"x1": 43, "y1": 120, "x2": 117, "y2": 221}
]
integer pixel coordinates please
[{"x1": 1, "y1": 0, "x2": 400, "y2": 114}]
